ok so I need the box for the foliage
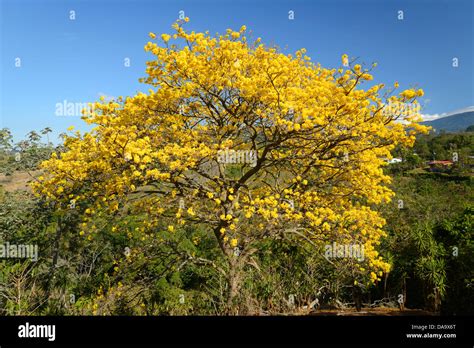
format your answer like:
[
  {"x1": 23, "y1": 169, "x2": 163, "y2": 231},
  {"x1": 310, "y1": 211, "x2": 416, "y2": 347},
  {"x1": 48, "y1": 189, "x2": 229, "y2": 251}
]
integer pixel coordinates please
[
  {"x1": 32, "y1": 21, "x2": 427, "y2": 312},
  {"x1": 0, "y1": 127, "x2": 54, "y2": 175},
  {"x1": 1, "y1": 22, "x2": 472, "y2": 316}
]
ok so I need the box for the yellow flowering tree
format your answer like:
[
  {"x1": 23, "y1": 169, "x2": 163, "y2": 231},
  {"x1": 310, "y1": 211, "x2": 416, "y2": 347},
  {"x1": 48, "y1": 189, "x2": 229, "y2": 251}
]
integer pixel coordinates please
[{"x1": 33, "y1": 18, "x2": 427, "y2": 312}]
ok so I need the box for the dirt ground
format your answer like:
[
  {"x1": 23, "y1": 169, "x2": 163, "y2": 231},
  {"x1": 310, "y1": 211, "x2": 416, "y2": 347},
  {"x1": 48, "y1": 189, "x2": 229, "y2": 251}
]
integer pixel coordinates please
[
  {"x1": 309, "y1": 307, "x2": 437, "y2": 316},
  {"x1": 0, "y1": 170, "x2": 41, "y2": 192}
]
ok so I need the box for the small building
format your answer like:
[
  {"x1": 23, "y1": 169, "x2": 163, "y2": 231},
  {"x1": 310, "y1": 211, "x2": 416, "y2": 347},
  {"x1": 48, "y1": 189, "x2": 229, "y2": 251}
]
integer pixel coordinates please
[{"x1": 427, "y1": 160, "x2": 454, "y2": 172}]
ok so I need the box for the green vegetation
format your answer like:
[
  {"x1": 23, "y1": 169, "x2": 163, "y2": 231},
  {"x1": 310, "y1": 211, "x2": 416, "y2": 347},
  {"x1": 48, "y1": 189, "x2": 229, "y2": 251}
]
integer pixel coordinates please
[{"x1": 0, "y1": 129, "x2": 472, "y2": 315}]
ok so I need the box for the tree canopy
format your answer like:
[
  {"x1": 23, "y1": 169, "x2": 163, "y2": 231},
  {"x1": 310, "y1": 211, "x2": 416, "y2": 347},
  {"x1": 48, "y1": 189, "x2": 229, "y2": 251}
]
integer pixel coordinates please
[{"x1": 32, "y1": 19, "x2": 428, "y2": 311}]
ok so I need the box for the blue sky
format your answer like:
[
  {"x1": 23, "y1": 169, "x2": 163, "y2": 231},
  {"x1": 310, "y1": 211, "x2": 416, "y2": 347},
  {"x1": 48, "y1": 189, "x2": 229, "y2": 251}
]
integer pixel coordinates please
[{"x1": 1, "y1": 0, "x2": 473, "y2": 143}]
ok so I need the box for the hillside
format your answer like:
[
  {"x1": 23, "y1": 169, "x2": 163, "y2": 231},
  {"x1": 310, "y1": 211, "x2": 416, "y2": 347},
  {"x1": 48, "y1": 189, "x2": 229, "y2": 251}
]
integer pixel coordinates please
[{"x1": 422, "y1": 111, "x2": 474, "y2": 132}]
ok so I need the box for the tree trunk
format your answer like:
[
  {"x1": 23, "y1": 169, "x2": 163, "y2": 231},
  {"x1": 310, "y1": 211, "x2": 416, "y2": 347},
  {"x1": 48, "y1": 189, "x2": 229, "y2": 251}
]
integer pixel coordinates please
[
  {"x1": 225, "y1": 258, "x2": 243, "y2": 315},
  {"x1": 433, "y1": 287, "x2": 440, "y2": 312},
  {"x1": 44, "y1": 217, "x2": 63, "y2": 303},
  {"x1": 213, "y1": 224, "x2": 245, "y2": 315},
  {"x1": 352, "y1": 286, "x2": 362, "y2": 311}
]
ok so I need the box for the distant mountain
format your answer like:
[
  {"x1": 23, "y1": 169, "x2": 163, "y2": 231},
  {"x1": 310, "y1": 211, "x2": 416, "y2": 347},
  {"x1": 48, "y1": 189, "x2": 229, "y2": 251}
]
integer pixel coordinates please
[{"x1": 422, "y1": 111, "x2": 474, "y2": 133}]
